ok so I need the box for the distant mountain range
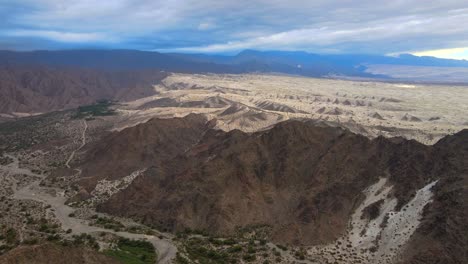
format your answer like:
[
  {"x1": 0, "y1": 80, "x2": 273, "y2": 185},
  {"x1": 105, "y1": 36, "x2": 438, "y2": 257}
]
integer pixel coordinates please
[{"x1": 2, "y1": 49, "x2": 468, "y2": 82}]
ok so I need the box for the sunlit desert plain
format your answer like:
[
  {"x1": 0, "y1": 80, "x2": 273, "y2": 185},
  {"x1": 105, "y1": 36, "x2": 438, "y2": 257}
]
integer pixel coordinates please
[{"x1": 118, "y1": 73, "x2": 468, "y2": 144}]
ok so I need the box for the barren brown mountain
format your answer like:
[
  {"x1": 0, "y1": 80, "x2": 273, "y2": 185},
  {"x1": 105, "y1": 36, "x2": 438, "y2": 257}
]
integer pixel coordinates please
[
  {"x1": 71, "y1": 114, "x2": 467, "y2": 263},
  {"x1": 0, "y1": 65, "x2": 167, "y2": 115},
  {"x1": 77, "y1": 114, "x2": 215, "y2": 191}
]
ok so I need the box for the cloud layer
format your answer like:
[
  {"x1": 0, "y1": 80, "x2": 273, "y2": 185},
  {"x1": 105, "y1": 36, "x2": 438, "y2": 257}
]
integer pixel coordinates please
[{"x1": 1, "y1": 1, "x2": 468, "y2": 55}]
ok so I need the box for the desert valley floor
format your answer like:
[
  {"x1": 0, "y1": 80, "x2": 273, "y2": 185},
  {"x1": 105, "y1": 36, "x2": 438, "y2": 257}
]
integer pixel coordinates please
[{"x1": 116, "y1": 73, "x2": 468, "y2": 144}]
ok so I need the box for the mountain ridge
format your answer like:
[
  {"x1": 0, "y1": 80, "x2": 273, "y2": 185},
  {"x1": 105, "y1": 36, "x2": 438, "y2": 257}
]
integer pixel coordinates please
[
  {"x1": 62, "y1": 114, "x2": 467, "y2": 263},
  {"x1": 0, "y1": 65, "x2": 168, "y2": 115}
]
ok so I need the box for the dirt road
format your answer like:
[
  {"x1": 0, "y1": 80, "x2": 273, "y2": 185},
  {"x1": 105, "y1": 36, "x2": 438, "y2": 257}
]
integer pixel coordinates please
[
  {"x1": 65, "y1": 120, "x2": 88, "y2": 168},
  {"x1": 2, "y1": 154, "x2": 177, "y2": 264}
]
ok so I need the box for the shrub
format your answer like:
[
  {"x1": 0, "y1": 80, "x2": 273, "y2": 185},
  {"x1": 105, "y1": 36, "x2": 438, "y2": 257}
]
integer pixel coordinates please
[
  {"x1": 227, "y1": 245, "x2": 242, "y2": 253},
  {"x1": 243, "y1": 254, "x2": 256, "y2": 262},
  {"x1": 6, "y1": 228, "x2": 17, "y2": 244},
  {"x1": 104, "y1": 237, "x2": 156, "y2": 264}
]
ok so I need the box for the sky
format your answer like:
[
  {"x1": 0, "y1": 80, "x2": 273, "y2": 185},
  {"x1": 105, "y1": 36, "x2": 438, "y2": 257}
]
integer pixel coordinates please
[{"x1": 1, "y1": 0, "x2": 468, "y2": 59}]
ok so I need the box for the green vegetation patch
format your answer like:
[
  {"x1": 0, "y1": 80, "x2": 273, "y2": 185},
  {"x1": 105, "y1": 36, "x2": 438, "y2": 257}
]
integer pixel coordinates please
[
  {"x1": 183, "y1": 244, "x2": 231, "y2": 263},
  {"x1": 64, "y1": 233, "x2": 99, "y2": 250},
  {"x1": 126, "y1": 225, "x2": 155, "y2": 235},
  {"x1": 5, "y1": 228, "x2": 17, "y2": 244},
  {"x1": 104, "y1": 238, "x2": 156, "y2": 264},
  {"x1": 0, "y1": 226, "x2": 19, "y2": 255},
  {"x1": 174, "y1": 226, "x2": 279, "y2": 264},
  {"x1": 73, "y1": 100, "x2": 116, "y2": 119},
  {"x1": 92, "y1": 216, "x2": 125, "y2": 232}
]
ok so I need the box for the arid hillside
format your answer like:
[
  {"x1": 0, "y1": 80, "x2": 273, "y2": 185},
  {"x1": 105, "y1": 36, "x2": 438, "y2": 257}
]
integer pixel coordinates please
[
  {"x1": 0, "y1": 65, "x2": 167, "y2": 117},
  {"x1": 77, "y1": 113, "x2": 215, "y2": 190},
  {"x1": 70, "y1": 114, "x2": 467, "y2": 264}
]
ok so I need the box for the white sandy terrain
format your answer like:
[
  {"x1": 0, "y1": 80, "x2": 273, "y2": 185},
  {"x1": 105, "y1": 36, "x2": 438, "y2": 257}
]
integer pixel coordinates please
[
  {"x1": 89, "y1": 169, "x2": 145, "y2": 206},
  {"x1": 307, "y1": 178, "x2": 438, "y2": 264},
  {"x1": 374, "y1": 180, "x2": 438, "y2": 262},
  {"x1": 348, "y1": 178, "x2": 397, "y2": 249},
  {"x1": 111, "y1": 73, "x2": 468, "y2": 144}
]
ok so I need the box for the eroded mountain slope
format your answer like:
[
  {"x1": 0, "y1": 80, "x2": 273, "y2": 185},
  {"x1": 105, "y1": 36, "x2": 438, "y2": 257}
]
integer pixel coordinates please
[
  {"x1": 0, "y1": 65, "x2": 167, "y2": 117},
  {"x1": 68, "y1": 114, "x2": 467, "y2": 263},
  {"x1": 77, "y1": 113, "x2": 215, "y2": 191}
]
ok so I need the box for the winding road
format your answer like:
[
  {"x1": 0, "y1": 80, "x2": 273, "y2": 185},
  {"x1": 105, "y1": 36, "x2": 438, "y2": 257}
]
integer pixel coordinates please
[{"x1": 12, "y1": 180, "x2": 177, "y2": 263}]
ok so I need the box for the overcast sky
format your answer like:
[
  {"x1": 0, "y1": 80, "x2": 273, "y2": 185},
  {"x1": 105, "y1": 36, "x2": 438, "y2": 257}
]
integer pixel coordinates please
[{"x1": 1, "y1": 0, "x2": 468, "y2": 58}]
